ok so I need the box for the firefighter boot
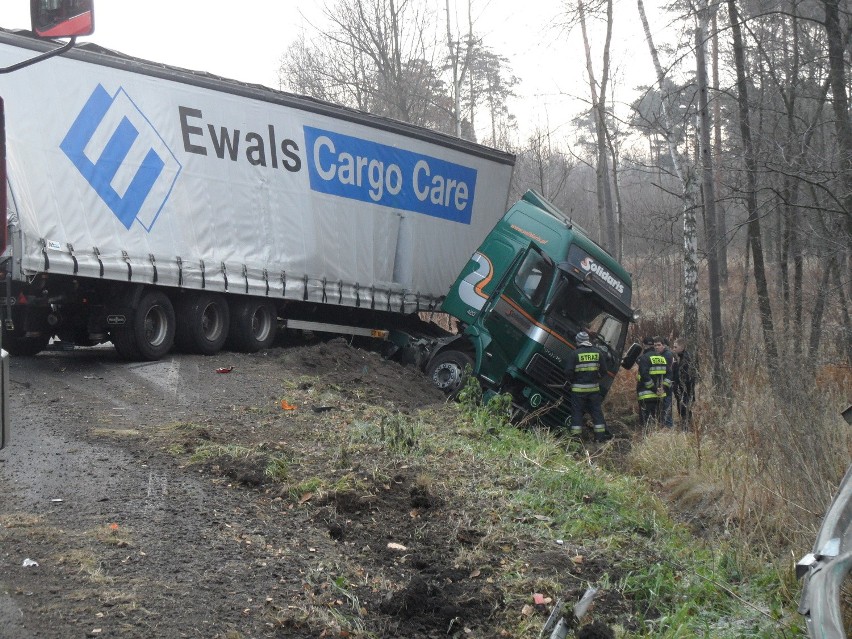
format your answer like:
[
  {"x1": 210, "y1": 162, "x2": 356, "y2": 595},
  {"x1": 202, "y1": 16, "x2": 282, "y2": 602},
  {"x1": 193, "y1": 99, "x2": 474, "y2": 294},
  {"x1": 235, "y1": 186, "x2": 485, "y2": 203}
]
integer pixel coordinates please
[{"x1": 593, "y1": 425, "x2": 613, "y2": 443}]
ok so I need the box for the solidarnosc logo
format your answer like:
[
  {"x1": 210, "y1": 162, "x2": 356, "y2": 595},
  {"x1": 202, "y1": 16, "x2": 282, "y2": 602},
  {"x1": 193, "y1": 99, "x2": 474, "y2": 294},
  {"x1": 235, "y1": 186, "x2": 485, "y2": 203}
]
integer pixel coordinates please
[
  {"x1": 60, "y1": 84, "x2": 181, "y2": 231},
  {"x1": 580, "y1": 256, "x2": 625, "y2": 294}
]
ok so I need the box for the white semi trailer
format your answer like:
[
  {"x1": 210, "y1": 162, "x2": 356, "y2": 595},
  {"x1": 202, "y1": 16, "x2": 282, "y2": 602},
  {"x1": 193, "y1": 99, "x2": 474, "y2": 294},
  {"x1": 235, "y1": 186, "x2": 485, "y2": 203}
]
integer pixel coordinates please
[
  {"x1": 0, "y1": 18, "x2": 637, "y2": 438},
  {"x1": 0, "y1": 27, "x2": 514, "y2": 361}
]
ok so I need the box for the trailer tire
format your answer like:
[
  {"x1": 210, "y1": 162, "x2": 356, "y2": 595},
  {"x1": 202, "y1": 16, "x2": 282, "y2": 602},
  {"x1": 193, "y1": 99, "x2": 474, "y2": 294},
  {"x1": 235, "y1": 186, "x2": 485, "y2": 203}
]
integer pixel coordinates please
[
  {"x1": 426, "y1": 350, "x2": 473, "y2": 396},
  {"x1": 227, "y1": 299, "x2": 277, "y2": 353},
  {"x1": 112, "y1": 290, "x2": 176, "y2": 361},
  {"x1": 2, "y1": 308, "x2": 51, "y2": 356},
  {"x1": 3, "y1": 333, "x2": 50, "y2": 357},
  {"x1": 175, "y1": 292, "x2": 230, "y2": 355}
]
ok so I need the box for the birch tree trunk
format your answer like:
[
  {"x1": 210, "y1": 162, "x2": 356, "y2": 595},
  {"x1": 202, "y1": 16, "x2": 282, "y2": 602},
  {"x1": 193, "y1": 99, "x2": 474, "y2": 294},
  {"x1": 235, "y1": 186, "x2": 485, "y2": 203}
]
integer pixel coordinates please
[{"x1": 636, "y1": 0, "x2": 700, "y2": 349}]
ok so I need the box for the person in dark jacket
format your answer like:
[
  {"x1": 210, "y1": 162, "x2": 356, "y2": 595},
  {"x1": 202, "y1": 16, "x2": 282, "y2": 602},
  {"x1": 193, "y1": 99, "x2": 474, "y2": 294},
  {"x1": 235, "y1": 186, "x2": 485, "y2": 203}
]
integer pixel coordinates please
[
  {"x1": 653, "y1": 336, "x2": 674, "y2": 427},
  {"x1": 564, "y1": 331, "x2": 613, "y2": 442},
  {"x1": 636, "y1": 336, "x2": 667, "y2": 428},
  {"x1": 672, "y1": 337, "x2": 696, "y2": 428}
]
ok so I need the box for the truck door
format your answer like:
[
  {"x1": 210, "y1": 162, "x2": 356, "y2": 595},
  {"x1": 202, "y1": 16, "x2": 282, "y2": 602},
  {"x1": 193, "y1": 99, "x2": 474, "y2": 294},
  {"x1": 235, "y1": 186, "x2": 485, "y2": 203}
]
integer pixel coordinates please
[{"x1": 474, "y1": 245, "x2": 554, "y2": 385}]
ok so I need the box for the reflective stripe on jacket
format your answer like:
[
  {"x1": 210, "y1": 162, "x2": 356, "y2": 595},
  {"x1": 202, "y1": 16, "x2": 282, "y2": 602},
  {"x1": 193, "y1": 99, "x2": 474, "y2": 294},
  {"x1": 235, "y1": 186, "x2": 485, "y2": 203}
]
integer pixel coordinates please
[
  {"x1": 637, "y1": 350, "x2": 666, "y2": 401},
  {"x1": 564, "y1": 346, "x2": 602, "y2": 394}
]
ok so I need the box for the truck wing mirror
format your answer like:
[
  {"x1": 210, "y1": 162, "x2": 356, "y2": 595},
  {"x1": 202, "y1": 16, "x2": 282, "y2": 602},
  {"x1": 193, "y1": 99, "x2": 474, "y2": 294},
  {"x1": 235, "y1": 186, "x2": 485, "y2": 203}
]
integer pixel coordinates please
[
  {"x1": 621, "y1": 342, "x2": 642, "y2": 369},
  {"x1": 31, "y1": 0, "x2": 94, "y2": 38}
]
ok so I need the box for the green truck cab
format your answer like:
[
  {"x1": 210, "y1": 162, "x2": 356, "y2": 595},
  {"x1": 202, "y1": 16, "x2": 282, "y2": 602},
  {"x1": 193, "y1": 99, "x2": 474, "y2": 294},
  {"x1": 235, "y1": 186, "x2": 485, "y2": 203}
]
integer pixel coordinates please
[{"x1": 431, "y1": 190, "x2": 635, "y2": 428}]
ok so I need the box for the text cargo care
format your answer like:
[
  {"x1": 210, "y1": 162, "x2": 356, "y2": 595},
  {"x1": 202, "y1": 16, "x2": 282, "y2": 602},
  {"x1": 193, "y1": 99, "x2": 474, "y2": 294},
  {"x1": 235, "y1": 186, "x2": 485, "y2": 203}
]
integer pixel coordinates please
[{"x1": 304, "y1": 127, "x2": 477, "y2": 224}]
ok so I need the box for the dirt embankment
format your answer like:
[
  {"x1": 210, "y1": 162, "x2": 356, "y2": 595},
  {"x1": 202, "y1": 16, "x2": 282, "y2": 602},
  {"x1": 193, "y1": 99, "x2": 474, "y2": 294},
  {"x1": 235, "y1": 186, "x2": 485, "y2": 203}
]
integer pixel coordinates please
[{"x1": 0, "y1": 339, "x2": 536, "y2": 638}]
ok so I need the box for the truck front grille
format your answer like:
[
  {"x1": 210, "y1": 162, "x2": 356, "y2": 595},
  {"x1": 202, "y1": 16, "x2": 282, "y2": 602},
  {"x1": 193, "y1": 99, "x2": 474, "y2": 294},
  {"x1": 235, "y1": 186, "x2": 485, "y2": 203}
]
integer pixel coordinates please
[
  {"x1": 524, "y1": 353, "x2": 567, "y2": 389},
  {"x1": 519, "y1": 354, "x2": 571, "y2": 430}
]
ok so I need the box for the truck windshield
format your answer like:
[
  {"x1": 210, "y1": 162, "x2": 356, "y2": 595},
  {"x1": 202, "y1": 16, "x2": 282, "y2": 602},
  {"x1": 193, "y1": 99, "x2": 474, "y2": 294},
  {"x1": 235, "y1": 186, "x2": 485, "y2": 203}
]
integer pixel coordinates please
[{"x1": 544, "y1": 273, "x2": 628, "y2": 361}]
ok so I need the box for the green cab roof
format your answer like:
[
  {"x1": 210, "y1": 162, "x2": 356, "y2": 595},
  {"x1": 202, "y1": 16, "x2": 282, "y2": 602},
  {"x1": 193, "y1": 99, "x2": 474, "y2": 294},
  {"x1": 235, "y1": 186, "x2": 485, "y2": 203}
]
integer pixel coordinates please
[{"x1": 517, "y1": 190, "x2": 631, "y2": 286}]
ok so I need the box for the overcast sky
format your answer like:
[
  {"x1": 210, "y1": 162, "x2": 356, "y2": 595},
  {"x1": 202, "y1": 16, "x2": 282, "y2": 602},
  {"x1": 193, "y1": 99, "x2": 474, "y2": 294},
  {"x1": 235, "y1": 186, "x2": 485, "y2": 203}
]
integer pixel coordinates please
[{"x1": 0, "y1": 1, "x2": 673, "y2": 142}]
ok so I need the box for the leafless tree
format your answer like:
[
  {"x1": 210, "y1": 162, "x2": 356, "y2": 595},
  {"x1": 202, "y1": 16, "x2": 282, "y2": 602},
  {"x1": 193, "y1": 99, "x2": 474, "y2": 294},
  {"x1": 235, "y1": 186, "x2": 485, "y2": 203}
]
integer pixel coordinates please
[
  {"x1": 444, "y1": 0, "x2": 475, "y2": 137},
  {"x1": 726, "y1": 0, "x2": 781, "y2": 384},
  {"x1": 693, "y1": 0, "x2": 725, "y2": 388},
  {"x1": 576, "y1": 0, "x2": 620, "y2": 258},
  {"x1": 279, "y1": 0, "x2": 447, "y2": 129},
  {"x1": 636, "y1": 0, "x2": 701, "y2": 353},
  {"x1": 515, "y1": 128, "x2": 575, "y2": 202},
  {"x1": 279, "y1": 0, "x2": 516, "y2": 145}
]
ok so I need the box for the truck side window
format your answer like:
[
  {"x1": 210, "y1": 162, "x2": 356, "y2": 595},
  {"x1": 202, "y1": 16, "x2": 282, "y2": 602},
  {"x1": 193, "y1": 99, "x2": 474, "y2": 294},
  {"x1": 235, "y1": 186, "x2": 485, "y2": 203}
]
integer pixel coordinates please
[{"x1": 514, "y1": 252, "x2": 552, "y2": 307}]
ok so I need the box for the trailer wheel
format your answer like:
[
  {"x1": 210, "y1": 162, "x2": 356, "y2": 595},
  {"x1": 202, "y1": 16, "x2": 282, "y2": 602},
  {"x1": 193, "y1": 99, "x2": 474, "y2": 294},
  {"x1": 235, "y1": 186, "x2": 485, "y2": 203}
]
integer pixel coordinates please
[
  {"x1": 3, "y1": 333, "x2": 50, "y2": 357},
  {"x1": 227, "y1": 299, "x2": 277, "y2": 353},
  {"x1": 426, "y1": 350, "x2": 473, "y2": 396},
  {"x1": 2, "y1": 308, "x2": 51, "y2": 356},
  {"x1": 175, "y1": 292, "x2": 230, "y2": 355},
  {"x1": 112, "y1": 290, "x2": 175, "y2": 361}
]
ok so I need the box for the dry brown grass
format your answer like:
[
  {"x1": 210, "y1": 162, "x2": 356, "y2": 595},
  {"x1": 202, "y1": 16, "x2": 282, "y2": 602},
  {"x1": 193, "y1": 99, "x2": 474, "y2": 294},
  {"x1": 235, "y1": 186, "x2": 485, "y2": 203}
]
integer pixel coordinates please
[
  {"x1": 625, "y1": 251, "x2": 852, "y2": 557},
  {"x1": 626, "y1": 359, "x2": 850, "y2": 560}
]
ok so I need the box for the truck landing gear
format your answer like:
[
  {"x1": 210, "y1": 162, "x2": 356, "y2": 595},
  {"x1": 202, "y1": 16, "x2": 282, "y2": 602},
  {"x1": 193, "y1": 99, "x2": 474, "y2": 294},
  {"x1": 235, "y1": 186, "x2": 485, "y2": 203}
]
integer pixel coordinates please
[{"x1": 426, "y1": 350, "x2": 473, "y2": 396}]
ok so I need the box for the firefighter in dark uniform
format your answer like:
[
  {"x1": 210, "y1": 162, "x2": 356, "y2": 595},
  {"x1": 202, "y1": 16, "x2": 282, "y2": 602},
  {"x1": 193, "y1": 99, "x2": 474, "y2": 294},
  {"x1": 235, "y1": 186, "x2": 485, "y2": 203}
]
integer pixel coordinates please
[
  {"x1": 672, "y1": 337, "x2": 697, "y2": 428},
  {"x1": 636, "y1": 336, "x2": 668, "y2": 427},
  {"x1": 654, "y1": 337, "x2": 675, "y2": 427},
  {"x1": 564, "y1": 331, "x2": 613, "y2": 442}
]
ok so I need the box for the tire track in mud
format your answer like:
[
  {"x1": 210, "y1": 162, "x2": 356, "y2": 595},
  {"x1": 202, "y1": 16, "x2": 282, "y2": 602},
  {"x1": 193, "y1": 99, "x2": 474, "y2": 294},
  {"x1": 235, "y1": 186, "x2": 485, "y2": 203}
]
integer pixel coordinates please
[
  {"x1": 0, "y1": 342, "x2": 460, "y2": 639},
  {"x1": 0, "y1": 348, "x2": 311, "y2": 639}
]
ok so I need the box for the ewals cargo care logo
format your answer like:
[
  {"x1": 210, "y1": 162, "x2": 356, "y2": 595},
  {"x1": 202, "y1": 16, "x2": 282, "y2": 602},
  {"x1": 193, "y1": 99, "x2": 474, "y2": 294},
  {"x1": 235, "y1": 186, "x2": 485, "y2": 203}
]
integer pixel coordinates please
[{"x1": 61, "y1": 84, "x2": 181, "y2": 231}]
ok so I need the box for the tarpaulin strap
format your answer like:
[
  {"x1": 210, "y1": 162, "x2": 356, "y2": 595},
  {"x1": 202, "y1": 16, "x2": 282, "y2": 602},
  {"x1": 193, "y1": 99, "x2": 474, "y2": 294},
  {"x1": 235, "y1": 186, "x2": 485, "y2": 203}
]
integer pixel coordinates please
[
  {"x1": 242, "y1": 264, "x2": 248, "y2": 294},
  {"x1": 303, "y1": 274, "x2": 308, "y2": 301},
  {"x1": 355, "y1": 283, "x2": 360, "y2": 307},
  {"x1": 338, "y1": 281, "x2": 343, "y2": 304},
  {"x1": 321, "y1": 277, "x2": 327, "y2": 303},
  {"x1": 415, "y1": 293, "x2": 420, "y2": 312},
  {"x1": 370, "y1": 285, "x2": 375, "y2": 309},
  {"x1": 263, "y1": 269, "x2": 269, "y2": 296},
  {"x1": 200, "y1": 260, "x2": 206, "y2": 289},
  {"x1": 399, "y1": 291, "x2": 405, "y2": 312},
  {"x1": 176, "y1": 256, "x2": 183, "y2": 287},
  {"x1": 39, "y1": 238, "x2": 49, "y2": 271},
  {"x1": 281, "y1": 271, "x2": 286, "y2": 297},
  {"x1": 121, "y1": 251, "x2": 132, "y2": 281},
  {"x1": 93, "y1": 246, "x2": 104, "y2": 277},
  {"x1": 221, "y1": 262, "x2": 228, "y2": 291},
  {"x1": 149, "y1": 254, "x2": 158, "y2": 284},
  {"x1": 67, "y1": 243, "x2": 78, "y2": 275},
  {"x1": 387, "y1": 289, "x2": 392, "y2": 312}
]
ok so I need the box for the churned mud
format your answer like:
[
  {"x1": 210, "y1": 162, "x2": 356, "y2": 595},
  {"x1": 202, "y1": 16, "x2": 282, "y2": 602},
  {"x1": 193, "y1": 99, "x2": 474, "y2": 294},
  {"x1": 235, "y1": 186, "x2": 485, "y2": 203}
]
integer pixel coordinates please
[{"x1": 0, "y1": 337, "x2": 630, "y2": 638}]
